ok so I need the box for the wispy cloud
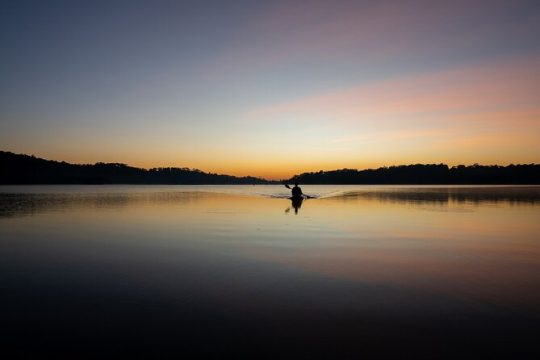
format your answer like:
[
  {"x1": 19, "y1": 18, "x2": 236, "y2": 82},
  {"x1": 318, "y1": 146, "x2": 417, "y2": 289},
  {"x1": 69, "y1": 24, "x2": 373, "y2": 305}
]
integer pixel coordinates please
[{"x1": 252, "y1": 54, "x2": 540, "y2": 125}]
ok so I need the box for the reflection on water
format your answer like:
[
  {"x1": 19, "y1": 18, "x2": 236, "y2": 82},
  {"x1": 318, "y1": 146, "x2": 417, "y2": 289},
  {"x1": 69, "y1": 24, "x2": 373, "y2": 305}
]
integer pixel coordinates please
[
  {"x1": 338, "y1": 186, "x2": 540, "y2": 204},
  {"x1": 285, "y1": 196, "x2": 303, "y2": 214},
  {"x1": 1, "y1": 185, "x2": 539, "y2": 357},
  {"x1": 2, "y1": 185, "x2": 539, "y2": 218}
]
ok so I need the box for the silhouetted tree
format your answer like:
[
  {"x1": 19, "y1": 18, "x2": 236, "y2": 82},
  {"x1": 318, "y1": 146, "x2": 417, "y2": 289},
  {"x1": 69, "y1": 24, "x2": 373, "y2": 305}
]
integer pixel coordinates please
[
  {"x1": 1, "y1": 151, "x2": 538, "y2": 184},
  {"x1": 288, "y1": 163, "x2": 539, "y2": 184},
  {"x1": 0, "y1": 151, "x2": 272, "y2": 184}
]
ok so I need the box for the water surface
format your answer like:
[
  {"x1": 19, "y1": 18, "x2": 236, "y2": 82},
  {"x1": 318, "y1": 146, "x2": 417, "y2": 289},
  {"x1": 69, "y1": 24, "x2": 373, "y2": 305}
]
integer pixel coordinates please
[{"x1": 1, "y1": 185, "x2": 539, "y2": 357}]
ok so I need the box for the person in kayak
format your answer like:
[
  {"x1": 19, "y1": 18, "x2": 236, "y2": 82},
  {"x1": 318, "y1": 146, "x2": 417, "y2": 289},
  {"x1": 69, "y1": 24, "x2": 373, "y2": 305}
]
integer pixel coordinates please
[
  {"x1": 285, "y1": 182, "x2": 303, "y2": 198},
  {"x1": 291, "y1": 182, "x2": 303, "y2": 198},
  {"x1": 284, "y1": 182, "x2": 304, "y2": 214}
]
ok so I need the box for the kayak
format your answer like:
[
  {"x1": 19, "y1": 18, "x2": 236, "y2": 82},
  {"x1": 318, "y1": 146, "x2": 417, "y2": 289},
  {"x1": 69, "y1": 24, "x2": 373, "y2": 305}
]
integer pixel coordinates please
[{"x1": 289, "y1": 195, "x2": 305, "y2": 201}]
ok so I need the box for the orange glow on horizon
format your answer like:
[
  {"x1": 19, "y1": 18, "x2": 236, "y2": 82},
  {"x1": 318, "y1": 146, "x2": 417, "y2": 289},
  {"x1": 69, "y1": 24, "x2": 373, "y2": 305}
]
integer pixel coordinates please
[{"x1": 3, "y1": 55, "x2": 539, "y2": 180}]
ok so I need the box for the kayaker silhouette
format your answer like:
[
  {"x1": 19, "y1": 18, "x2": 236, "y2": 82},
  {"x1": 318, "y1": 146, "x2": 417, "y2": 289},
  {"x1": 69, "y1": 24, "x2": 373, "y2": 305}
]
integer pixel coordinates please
[
  {"x1": 284, "y1": 182, "x2": 304, "y2": 214},
  {"x1": 285, "y1": 182, "x2": 303, "y2": 198},
  {"x1": 291, "y1": 182, "x2": 303, "y2": 197}
]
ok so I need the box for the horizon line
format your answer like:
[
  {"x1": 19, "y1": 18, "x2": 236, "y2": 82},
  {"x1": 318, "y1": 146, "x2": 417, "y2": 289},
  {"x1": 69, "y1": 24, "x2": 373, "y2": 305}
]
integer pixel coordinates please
[{"x1": 2, "y1": 150, "x2": 539, "y2": 182}]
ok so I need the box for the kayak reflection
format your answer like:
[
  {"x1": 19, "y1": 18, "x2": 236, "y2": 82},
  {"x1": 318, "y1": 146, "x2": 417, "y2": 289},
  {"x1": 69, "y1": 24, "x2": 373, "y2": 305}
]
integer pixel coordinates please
[{"x1": 285, "y1": 196, "x2": 303, "y2": 215}]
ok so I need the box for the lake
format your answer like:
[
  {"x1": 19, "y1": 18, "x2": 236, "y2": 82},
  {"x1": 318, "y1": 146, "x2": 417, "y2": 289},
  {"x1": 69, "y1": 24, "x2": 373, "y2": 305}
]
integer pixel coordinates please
[{"x1": 1, "y1": 185, "x2": 539, "y2": 358}]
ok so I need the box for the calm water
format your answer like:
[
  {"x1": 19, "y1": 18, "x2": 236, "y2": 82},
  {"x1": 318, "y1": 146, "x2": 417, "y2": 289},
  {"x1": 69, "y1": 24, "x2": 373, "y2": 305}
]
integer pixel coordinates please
[{"x1": 1, "y1": 185, "x2": 540, "y2": 358}]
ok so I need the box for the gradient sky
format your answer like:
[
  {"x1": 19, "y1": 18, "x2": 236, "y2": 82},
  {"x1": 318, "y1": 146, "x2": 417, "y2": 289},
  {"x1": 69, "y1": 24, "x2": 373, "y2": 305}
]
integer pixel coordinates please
[{"x1": 1, "y1": 0, "x2": 539, "y2": 179}]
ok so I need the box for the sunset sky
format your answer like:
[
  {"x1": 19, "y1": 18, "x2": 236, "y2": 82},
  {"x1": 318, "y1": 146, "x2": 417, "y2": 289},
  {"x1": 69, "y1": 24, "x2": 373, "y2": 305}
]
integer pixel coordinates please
[{"x1": 1, "y1": 0, "x2": 539, "y2": 179}]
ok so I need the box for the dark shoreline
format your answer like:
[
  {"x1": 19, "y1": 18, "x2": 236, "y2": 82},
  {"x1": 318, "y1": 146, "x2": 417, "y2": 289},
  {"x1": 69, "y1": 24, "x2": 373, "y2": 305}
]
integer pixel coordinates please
[{"x1": 2, "y1": 151, "x2": 539, "y2": 185}]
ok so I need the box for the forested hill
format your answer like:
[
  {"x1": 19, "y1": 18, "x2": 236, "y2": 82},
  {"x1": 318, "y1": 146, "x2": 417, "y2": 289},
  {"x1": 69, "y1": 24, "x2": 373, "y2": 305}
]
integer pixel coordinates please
[
  {"x1": 2, "y1": 151, "x2": 539, "y2": 185},
  {"x1": 0, "y1": 151, "x2": 271, "y2": 184},
  {"x1": 288, "y1": 164, "x2": 540, "y2": 184}
]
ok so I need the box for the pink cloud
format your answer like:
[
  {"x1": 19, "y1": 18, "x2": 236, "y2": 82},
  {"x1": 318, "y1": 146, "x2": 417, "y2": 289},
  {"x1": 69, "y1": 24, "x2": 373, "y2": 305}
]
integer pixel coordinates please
[{"x1": 253, "y1": 54, "x2": 540, "y2": 127}]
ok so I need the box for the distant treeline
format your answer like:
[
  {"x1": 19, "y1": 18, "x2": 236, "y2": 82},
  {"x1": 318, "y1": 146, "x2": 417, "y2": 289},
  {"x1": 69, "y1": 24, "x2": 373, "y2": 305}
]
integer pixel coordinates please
[
  {"x1": 288, "y1": 164, "x2": 540, "y2": 184},
  {"x1": 0, "y1": 151, "x2": 272, "y2": 184},
  {"x1": 1, "y1": 151, "x2": 539, "y2": 184}
]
